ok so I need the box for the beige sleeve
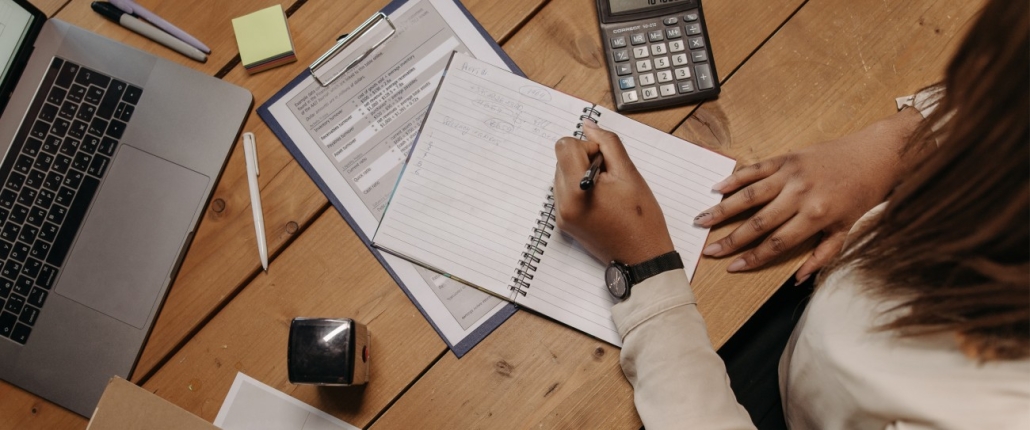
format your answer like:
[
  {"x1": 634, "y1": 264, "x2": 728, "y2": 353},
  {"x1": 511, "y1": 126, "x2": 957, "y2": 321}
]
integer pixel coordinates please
[{"x1": 611, "y1": 269, "x2": 755, "y2": 430}]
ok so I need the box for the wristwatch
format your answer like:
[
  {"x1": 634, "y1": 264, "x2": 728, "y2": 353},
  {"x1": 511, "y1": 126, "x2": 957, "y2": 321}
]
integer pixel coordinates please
[{"x1": 605, "y1": 251, "x2": 684, "y2": 300}]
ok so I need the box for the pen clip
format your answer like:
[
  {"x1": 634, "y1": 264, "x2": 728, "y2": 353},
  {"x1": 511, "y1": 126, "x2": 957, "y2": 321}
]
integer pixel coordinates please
[
  {"x1": 243, "y1": 132, "x2": 258, "y2": 176},
  {"x1": 309, "y1": 13, "x2": 396, "y2": 87}
]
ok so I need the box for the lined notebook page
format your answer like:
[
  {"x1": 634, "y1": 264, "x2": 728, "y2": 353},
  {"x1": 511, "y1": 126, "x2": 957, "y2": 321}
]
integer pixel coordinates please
[
  {"x1": 373, "y1": 53, "x2": 589, "y2": 297},
  {"x1": 521, "y1": 106, "x2": 735, "y2": 346}
]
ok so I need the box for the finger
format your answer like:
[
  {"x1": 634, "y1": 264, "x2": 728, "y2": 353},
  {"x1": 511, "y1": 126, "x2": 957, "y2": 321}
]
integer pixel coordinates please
[
  {"x1": 554, "y1": 137, "x2": 599, "y2": 187},
  {"x1": 695, "y1": 175, "x2": 786, "y2": 227},
  {"x1": 711, "y1": 156, "x2": 788, "y2": 193},
  {"x1": 724, "y1": 215, "x2": 815, "y2": 272},
  {"x1": 582, "y1": 121, "x2": 635, "y2": 175},
  {"x1": 703, "y1": 198, "x2": 798, "y2": 257},
  {"x1": 795, "y1": 230, "x2": 847, "y2": 283}
]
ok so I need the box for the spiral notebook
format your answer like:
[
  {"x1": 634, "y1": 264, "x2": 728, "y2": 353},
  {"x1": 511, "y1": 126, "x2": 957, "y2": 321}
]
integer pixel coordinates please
[{"x1": 372, "y1": 53, "x2": 735, "y2": 345}]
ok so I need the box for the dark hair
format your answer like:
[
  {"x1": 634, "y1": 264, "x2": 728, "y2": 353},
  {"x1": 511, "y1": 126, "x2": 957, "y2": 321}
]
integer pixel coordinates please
[{"x1": 827, "y1": 0, "x2": 1029, "y2": 360}]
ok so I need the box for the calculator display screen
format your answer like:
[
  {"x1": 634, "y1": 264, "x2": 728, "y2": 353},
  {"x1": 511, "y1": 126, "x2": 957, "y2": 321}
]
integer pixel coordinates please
[{"x1": 609, "y1": 0, "x2": 688, "y2": 15}]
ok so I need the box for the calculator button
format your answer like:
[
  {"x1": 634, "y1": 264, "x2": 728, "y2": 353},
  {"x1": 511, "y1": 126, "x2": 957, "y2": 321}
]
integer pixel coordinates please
[
  {"x1": 641, "y1": 87, "x2": 659, "y2": 100},
  {"x1": 691, "y1": 50, "x2": 709, "y2": 62},
  {"x1": 663, "y1": 17, "x2": 678, "y2": 25},
  {"x1": 618, "y1": 76, "x2": 636, "y2": 90},
  {"x1": 675, "y1": 67, "x2": 692, "y2": 80},
  {"x1": 650, "y1": 43, "x2": 667, "y2": 56},
  {"x1": 613, "y1": 50, "x2": 630, "y2": 62},
  {"x1": 685, "y1": 12, "x2": 699, "y2": 22},
  {"x1": 678, "y1": 81, "x2": 696, "y2": 93},
  {"x1": 630, "y1": 33, "x2": 647, "y2": 45},
  {"x1": 688, "y1": 36, "x2": 706, "y2": 49},
  {"x1": 647, "y1": 30, "x2": 664, "y2": 42},
  {"x1": 657, "y1": 70, "x2": 674, "y2": 83},
  {"x1": 686, "y1": 23, "x2": 702, "y2": 36},
  {"x1": 669, "y1": 40, "x2": 685, "y2": 52},
  {"x1": 666, "y1": 27, "x2": 682, "y2": 39},
  {"x1": 633, "y1": 47, "x2": 650, "y2": 59},
  {"x1": 695, "y1": 64, "x2": 715, "y2": 89},
  {"x1": 636, "y1": 60, "x2": 653, "y2": 72},
  {"x1": 622, "y1": 90, "x2": 639, "y2": 104},
  {"x1": 616, "y1": 63, "x2": 633, "y2": 76},
  {"x1": 639, "y1": 73, "x2": 656, "y2": 86},
  {"x1": 654, "y1": 57, "x2": 670, "y2": 69},
  {"x1": 660, "y1": 84, "x2": 677, "y2": 97},
  {"x1": 611, "y1": 36, "x2": 627, "y2": 48},
  {"x1": 672, "y1": 54, "x2": 689, "y2": 66}
]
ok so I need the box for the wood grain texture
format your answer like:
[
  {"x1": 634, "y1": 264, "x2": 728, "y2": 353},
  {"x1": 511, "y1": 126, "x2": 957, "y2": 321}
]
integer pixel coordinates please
[
  {"x1": 370, "y1": 0, "x2": 982, "y2": 428},
  {"x1": 28, "y1": 0, "x2": 68, "y2": 16},
  {"x1": 131, "y1": 0, "x2": 550, "y2": 382},
  {"x1": 140, "y1": 211, "x2": 445, "y2": 427}
]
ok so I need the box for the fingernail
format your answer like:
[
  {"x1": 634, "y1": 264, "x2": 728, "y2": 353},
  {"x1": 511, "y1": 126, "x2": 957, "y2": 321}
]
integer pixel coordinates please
[
  {"x1": 727, "y1": 258, "x2": 746, "y2": 272},
  {"x1": 582, "y1": 120, "x2": 599, "y2": 129},
  {"x1": 702, "y1": 243, "x2": 722, "y2": 256},
  {"x1": 795, "y1": 274, "x2": 811, "y2": 286},
  {"x1": 694, "y1": 212, "x2": 712, "y2": 226},
  {"x1": 711, "y1": 179, "x2": 729, "y2": 192}
]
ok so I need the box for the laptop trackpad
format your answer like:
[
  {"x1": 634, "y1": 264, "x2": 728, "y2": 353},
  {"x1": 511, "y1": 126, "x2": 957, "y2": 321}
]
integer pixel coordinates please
[{"x1": 55, "y1": 145, "x2": 208, "y2": 329}]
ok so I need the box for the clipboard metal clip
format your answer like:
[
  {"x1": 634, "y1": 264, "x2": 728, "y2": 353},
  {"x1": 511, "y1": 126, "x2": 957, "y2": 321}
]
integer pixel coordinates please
[{"x1": 309, "y1": 12, "x2": 397, "y2": 87}]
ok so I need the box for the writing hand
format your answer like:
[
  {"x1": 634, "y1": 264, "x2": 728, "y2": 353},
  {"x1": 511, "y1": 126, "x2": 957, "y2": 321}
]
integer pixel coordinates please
[
  {"x1": 694, "y1": 108, "x2": 926, "y2": 283},
  {"x1": 552, "y1": 121, "x2": 674, "y2": 265}
]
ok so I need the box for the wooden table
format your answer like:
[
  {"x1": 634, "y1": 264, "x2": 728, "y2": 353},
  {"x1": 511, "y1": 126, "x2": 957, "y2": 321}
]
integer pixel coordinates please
[{"x1": 1, "y1": 0, "x2": 983, "y2": 428}]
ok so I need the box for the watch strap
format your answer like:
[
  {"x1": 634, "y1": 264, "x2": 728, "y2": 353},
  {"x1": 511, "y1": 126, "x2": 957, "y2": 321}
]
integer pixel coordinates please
[{"x1": 628, "y1": 251, "x2": 684, "y2": 285}]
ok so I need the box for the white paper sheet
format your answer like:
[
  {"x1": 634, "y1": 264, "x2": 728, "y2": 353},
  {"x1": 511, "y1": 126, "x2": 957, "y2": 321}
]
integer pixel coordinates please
[{"x1": 214, "y1": 373, "x2": 359, "y2": 430}]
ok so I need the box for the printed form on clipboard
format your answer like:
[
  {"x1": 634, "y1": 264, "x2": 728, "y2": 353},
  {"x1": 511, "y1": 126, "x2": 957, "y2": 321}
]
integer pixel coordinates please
[{"x1": 258, "y1": 0, "x2": 520, "y2": 357}]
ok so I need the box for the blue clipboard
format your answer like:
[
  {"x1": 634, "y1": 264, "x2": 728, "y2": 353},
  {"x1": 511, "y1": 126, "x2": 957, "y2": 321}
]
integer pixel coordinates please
[{"x1": 257, "y1": 0, "x2": 522, "y2": 357}]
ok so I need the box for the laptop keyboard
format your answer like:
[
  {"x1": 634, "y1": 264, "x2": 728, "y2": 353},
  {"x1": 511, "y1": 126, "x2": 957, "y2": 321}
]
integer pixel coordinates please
[{"x1": 0, "y1": 57, "x2": 142, "y2": 345}]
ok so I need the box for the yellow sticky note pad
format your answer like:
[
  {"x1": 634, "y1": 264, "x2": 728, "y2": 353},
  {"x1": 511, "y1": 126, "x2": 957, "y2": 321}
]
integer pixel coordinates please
[{"x1": 232, "y1": 5, "x2": 297, "y2": 73}]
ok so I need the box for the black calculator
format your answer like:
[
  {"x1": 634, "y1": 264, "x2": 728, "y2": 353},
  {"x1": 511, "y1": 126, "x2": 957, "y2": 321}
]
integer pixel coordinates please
[{"x1": 597, "y1": 0, "x2": 720, "y2": 112}]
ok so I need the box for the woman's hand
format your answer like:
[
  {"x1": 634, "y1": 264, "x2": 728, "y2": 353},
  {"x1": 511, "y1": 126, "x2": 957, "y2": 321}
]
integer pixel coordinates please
[
  {"x1": 694, "y1": 108, "x2": 926, "y2": 283},
  {"x1": 553, "y1": 121, "x2": 674, "y2": 265}
]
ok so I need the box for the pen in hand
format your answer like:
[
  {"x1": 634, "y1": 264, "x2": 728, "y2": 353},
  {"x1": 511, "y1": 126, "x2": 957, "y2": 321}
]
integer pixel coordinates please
[{"x1": 579, "y1": 152, "x2": 604, "y2": 190}]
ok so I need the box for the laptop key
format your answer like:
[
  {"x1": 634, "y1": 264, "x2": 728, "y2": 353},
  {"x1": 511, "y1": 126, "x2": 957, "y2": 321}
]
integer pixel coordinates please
[
  {"x1": 0, "y1": 224, "x2": 19, "y2": 242},
  {"x1": 38, "y1": 223, "x2": 58, "y2": 243},
  {"x1": 59, "y1": 137, "x2": 80, "y2": 157},
  {"x1": 42, "y1": 136, "x2": 61, "y2": 154},
  {"x1": 46, "y1": 205, "x2": 66, "y2": 225},
  {"x1": 10, "y1": 323, "x2": 30, "y2": 344},
  {"x1": 50, "y1": 118, "x2": 70, "y2": 137},
  {"x1": 98, "y1": 80, "x2": 126, "y2": 119},
  {"x1": 27, "y1": 287, "x2": 46, "y2": 308},
  {"x1": 75, "y1": 67, "x2": 110, "y2": 90},
  {"x1": 24, "y1": 138, "x2": 42, "y2": 157},
  {"x1": 30, "y1": 120, "x2": 48, "y2": 140},
  {"x1": 13, "y1": 276, "x2": 32, "y2": 296},
  {"x1": 67, "y1": 84, "x2": 86, "y2": 103},
  {"x1": 4, "y1": 293, "x2": 23, "y2": 313},
  {"x1": 0, "y1": 189, "x2": 15, "y2": 209},
  {"x1": 18, "y1": 305, "x2": 39, "y2": 326},
  {"x1": 30, "y1": 240, "x2": 50, "y2": 260},
  {"x1": 0, "y1": 279, "x2": 11, "y2": 298},
  {"x1": 36, "y1": 265, "x2": 56, "y2": 290},
  {"x1": 6, "y1": 172, "x2": 24, "y2": 191},
  {"x1": 21, "y1": 259, "x2": 41, "y2": 279},
  {"x1": 9, "y1": 242, "x2": 28, "y2": 263},
  {"x1": 88, "y1": 117, "x2": 107, "y2": 137},
  {"x1": 58, "y1": 100, "x2": 76, "y2": 121},
  {"x1": 18, "y1": 225, "x2": 38, "y2": 244},
  {"x1": 63, "y1": 170, "x2": 84, "y2": 189},
  {"x1": 42, "y1": 172, "x2": 62, "y2": 191},
  {"x1": 46, "y1": 176, "x2": 99, "y2": 268},
  {"x1": 34, "y1": 153, "x2": 54, "y2": 172},
  {"x1": 27, "y1": 206, "x2": 48, "y2": 225},
  {"x1": 73, "y1": 153, "x2": 92, "y2": 171},
  {"x1": 14, "y1": 155, "x2": 33, "y2": 175},
  {"x1": 17, "y1": 188, "x2": 36, "y2": 206},
  {"x1": 123, "y1": 85, "x2": 142, "y2": 104},
  {"x1": 47, "y1": 86, "x2": 66, "y2": 105},
  {"x1": 0, "y1": 241, "x2": 10, "y2": 259},
  {"x1": 9, "y1": 205, "x2": 26, "y2": 224},
  {"x1": 39, "y1": 103, "x2": 58, "y2": 123},
  {"x1": 53, "y1": 155, "x2": 71, "y2": 175},
  {"x1": 119, "y1": 104, "x2": 134, "y2": 122},
  {"x1": 75, "y1": 104, "x2": 96, "y2": 123},
  {"x1": 25, "y1": 170, "x2": 45, "y2": 190},
  {"x1": 98, "y1": 138, "x2": 117, "y2": 156},
  {"x1": 85, "y1": 87, "x2": 104, "y2": 105},
  {"x1": 106, "y1": 120, "x2": 126, "y2": 139},
  {"x1": 68, "y1": 120, "x2": 87, "y2": 140},
  {"x1": 87, "y1": 155, "x2": 109, "y2": 177},
  {"x1": 0, "y1": 312, "x2": 15, "y2": 337},
  {"x1": 55, "y1": 60, "x2": 77, "y2": 88},
  {"x1": 81, "y1": 135, "x2": 100, "y2": 154}
]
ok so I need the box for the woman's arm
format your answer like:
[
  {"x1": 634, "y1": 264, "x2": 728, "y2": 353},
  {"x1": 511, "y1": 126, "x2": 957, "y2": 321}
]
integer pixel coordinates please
[{"x1": 553, "y1": 122, "x2": 754, "y2": 429}]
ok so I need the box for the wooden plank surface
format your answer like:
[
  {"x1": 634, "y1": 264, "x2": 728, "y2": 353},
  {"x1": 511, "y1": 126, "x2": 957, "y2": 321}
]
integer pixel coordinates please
[{"x1": 370, "y1": 0, "x2": 982, "y2": 428}]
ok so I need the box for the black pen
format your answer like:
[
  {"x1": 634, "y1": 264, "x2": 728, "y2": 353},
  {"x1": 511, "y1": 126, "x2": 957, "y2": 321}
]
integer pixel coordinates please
[{"x1": 579, "y1": 153, "x2": 604, "y2": 190}]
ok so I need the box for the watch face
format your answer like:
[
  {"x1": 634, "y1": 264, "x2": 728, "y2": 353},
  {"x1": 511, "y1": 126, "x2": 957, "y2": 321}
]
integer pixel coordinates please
[{"x1": 605, "y1": 264, "x2": 629, "y2": 299}]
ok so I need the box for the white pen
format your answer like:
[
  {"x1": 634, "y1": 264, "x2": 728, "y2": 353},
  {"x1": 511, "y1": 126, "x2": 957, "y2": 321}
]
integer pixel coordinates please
[
  {"x1": 92, "y1": 2, "x2": 207, "y2": 62},
  {"x1": 243, "y1": 132, "x2": 269, "y2": 271}
]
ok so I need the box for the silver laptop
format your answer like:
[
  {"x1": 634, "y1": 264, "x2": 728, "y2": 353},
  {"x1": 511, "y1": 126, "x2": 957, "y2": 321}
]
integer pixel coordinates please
[{"x1": 0, "y1": 0, "x2": 251, "y2": 416}]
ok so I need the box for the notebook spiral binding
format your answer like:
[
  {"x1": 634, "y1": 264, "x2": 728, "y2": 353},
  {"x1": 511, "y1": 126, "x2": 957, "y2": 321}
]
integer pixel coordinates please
[
  {"x1": 509, "y1": 106, "x2": 601, "y2": 298},
  {"x1": 572, "y1": 105, "x2": 602, "y2": 139}
]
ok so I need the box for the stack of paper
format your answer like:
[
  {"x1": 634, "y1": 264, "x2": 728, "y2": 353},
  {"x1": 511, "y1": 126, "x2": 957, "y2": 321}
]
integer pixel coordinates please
[{"x1": 231, "y1": 5, "x2": 297, "y2": 74}]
